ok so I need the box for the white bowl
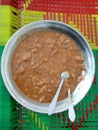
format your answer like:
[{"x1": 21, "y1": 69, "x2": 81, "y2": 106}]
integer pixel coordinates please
[{"x1": 1, "y1": 20, "x2": 95, "y2": 114}]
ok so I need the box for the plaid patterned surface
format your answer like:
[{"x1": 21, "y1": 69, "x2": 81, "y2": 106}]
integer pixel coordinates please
[{"x1": 0, "y1": 0, "x2": 98, "y2": 130}]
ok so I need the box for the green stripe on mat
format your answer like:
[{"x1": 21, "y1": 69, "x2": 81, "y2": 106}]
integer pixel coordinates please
[
  {"x1": 0, "y1": 46, "x2": 12, "y2": 129},
  {"x1": 0, "y1": 46, "x2": 18, "y2": 129}
]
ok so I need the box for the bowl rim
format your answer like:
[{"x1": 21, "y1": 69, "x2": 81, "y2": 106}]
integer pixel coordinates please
[{"x1": 1, "y1": 20, "x2": 95, "y2": 114}]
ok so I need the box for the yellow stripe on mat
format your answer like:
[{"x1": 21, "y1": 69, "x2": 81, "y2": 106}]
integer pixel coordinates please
[
  {"x1": 21, "y1": 10, "x2": 46, "y2": 26},
  {"x1": 0, "y1": 6, "x2": 18, "y2": 46},
  {"x1": 23, "y1": 0, "x2": 33, "y2": 10},
  {"x1": 68, "y1": 15, "x2": 98, "y2": 50},
  {"x1": 28, "y1": 110, "x2": 49, "y2": 130}
]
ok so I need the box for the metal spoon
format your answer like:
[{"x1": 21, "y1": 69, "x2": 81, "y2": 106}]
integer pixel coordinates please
[
  {"x1": 48, "y1": 71, "x2": 70, "y2": 115},
  {"x1": 68, "y1": 88, "x2": 76, "y2": 122}
]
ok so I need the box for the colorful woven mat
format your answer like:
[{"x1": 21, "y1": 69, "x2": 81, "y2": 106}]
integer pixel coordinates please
[{"x1": 0, "y1": 0, "x2": 98, "y2": 130}]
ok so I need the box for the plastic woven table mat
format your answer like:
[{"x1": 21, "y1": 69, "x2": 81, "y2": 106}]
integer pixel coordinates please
[{"x1": 0, "y1": 0, "x2": 98, "y2": 130}]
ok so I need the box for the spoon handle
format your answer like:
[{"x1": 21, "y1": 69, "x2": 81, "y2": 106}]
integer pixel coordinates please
[
  {"x1": 68, "y1": 104, "x2": 76, "y2": 122},
  {"x1": 68, "y1": 88, "x2": 76, "y2": 122},
  {"x1": 48, "y1": 78, "x2": 64, "y2": 115}
]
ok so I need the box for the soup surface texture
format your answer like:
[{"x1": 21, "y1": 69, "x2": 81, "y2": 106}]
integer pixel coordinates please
[{"x1": 11, "y1": 30, "x2": 85, "y2": 103}]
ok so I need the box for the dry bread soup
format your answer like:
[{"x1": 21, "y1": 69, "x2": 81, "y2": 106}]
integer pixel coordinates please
[{"x1": 11, "y1": 30, "x2": 85, "y2": 103}]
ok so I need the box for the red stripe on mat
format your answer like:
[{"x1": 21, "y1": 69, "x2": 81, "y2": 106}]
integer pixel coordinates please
[{"x1": 19, "y1": 0, "x2": 98, "y2": 14}]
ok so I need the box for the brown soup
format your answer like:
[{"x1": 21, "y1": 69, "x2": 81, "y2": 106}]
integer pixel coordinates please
[{"x1": 11, "y1": 30, "x2": 85, "y2": 103}]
